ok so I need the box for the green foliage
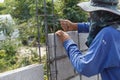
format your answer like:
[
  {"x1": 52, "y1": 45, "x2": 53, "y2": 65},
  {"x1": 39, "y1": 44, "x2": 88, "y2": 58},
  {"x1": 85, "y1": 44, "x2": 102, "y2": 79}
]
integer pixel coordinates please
[
  {"x1": 0, "y1": 40, "x2": 18, "y2": 72},
  {"x1": 0, "y1": 49, "x2": 6, "y2": 70},
  {"x1": 0, "y1": 58, "x2": 7, "y2": 72},
  {"x1": 16, "y1": 17, "x2": 40, "y2": 46},
  {"x1": 16, "y1": 48, "x2": 40, "y2": 68},
  {"x1": 37, "y1": 0, "x2": 63, "y2": 33},
  {"x1": 0, "y1": 40, "x2": 40, "y2": 72},
  {"x1": 62, "y1": 0, "x2": 88, "y2": 22},
  {"x1": 0, "y1": 41, "x2": 16, "y2": 56},
  {"x1": 4, "y1": 0, "x2": 31, "y2": 22},
  {"x1": 0, "y1": 3, "x2": 6, "y2": 14},
  {"x1": 0, "y1": 50, "x2": 6, "y2": 58}
]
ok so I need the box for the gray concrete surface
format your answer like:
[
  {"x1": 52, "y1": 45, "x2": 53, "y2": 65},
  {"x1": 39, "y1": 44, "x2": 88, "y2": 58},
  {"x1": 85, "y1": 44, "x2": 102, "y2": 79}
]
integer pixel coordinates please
[
  {"x1": 70, "y1": 75, "x2": 101, "y2": 80},
  {"x1": 0, "y1": 64, "x2": 44, "y2": 80}
]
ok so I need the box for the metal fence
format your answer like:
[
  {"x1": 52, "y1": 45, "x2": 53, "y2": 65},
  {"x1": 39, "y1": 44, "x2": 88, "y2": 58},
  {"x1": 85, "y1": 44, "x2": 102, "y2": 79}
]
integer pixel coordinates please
[{"x1": 36, "y1": 0, "x2": 101, "y2": 80}]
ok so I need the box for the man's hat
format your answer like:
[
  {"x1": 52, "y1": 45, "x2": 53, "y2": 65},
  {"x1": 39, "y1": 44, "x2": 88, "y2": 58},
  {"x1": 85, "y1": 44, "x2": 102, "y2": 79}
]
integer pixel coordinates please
[{"x1": 77, "y1": 0, "x2": 120, "y2": 15}]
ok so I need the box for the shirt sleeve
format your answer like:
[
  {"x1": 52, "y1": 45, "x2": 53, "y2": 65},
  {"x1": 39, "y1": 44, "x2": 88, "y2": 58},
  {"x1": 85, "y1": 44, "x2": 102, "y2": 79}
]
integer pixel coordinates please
[
  {"x1": 63, "y1": 27, "x2": 117, "y2": 77},
  {"x1": 77, "y1": 22, "x2": 90, "y2": 33}
]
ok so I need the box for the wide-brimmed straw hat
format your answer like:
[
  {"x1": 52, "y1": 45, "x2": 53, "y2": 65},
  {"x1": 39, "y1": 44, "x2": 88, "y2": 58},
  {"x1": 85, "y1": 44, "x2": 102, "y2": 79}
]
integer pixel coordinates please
[{"x1": 77, "y1": 0, "x2": 120, "y2": 15}]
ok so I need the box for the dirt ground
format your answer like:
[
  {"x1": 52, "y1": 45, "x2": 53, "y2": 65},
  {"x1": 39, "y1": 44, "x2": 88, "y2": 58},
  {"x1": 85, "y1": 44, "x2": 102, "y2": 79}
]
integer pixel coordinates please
[{"x1": 17, "y1": 46, "x2": 46, "y2": 57}]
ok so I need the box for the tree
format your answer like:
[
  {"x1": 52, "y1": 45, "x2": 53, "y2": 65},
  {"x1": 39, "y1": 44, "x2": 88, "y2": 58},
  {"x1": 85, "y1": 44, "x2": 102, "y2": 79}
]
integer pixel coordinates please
[
  {"x1": 3, "y1": 0, "x2": 32, "y2": 23},
  {"x1": 0, "y1": 3, "x2": 6, "y2": 14},
  {"x1": 56, "y1": 0, "x2": 88, "y2": 22}
]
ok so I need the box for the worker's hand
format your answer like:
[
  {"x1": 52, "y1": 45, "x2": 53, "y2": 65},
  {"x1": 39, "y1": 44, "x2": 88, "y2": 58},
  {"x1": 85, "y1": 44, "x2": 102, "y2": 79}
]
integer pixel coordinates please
[
  {"x1": 55, "y1": 30, "x2": 71, "y2": 43},
  {"x1": 59, "y1": 19, "x2": 78, "y2": 31}
]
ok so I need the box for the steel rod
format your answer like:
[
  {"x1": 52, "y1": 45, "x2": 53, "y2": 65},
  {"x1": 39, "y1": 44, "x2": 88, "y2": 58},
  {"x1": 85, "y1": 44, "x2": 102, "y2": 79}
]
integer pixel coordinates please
[
  {"x1": 52, "y1": 0, "x2": 58, "y2": 80},
  {"x1": 36, "y1": 0, "x2": 42, "y2": 63},
  {"x1": 43, "y1": 0, "x2": 52, "y2": 80},
  {"x1": 78, "y1": 32, "x2": 82, "y2": 80}
]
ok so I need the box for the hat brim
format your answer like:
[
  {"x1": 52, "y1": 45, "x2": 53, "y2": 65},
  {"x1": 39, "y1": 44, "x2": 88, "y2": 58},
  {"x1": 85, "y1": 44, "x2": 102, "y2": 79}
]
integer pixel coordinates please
[{"x1": 77, "y1": 2, "x2": 120, "y2": 16}]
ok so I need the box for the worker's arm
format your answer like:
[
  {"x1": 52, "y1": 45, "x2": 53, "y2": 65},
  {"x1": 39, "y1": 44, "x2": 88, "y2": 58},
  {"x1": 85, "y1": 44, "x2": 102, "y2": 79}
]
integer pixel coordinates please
[
  {"x1": 63, "y1": 27, "x2": 118, "y2": 77},
  {"x1": 59, "y1": 19, "x2": 90, "y2": 32}
]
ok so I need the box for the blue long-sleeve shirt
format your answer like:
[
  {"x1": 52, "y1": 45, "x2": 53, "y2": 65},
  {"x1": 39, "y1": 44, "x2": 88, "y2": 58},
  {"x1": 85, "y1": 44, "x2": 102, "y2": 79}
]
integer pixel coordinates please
[{"x1": 63, "y1": 23, "x2": 120, "y2": 80}]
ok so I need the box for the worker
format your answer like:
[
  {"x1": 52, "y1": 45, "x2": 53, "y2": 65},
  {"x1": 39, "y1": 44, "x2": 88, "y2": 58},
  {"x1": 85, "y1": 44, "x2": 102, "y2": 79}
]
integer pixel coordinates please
[{"x1": 55, "y1": 0, "x2": 120, "y2": 80}]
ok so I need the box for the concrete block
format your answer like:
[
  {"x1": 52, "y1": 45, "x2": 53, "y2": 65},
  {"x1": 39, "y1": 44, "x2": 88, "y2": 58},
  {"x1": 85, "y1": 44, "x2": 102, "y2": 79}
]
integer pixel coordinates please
[
  {"x1": 79, "y1": 33, "x2": 89, "y2": 50},
  {"x1": 82, "y1": 75, "x2": 98, "y2": 80},
  {"x1": 70, "y1": 75, "x2": 101, "y2": 80},
  {"x1": 50, "y1": 58, "x2": 75, "y2": 80},
  {"x1": 0, "y1": 64, "x2": 44, "y2": 80},
  {"x1": 57, "y1": 58, "x2": 75, "y2": 80},
  {"x1": 70, "y1": 75, "x2": 80, "y2": 80},
  {"x1": 48, "y1": 33, "x2": 66, "y2": 59},
  {"x1": 48, "y1": 31, "x2": 88, "y2": 58},
  {"x1": 48, "y1": 31, "x2": 79, "y2": 59}
]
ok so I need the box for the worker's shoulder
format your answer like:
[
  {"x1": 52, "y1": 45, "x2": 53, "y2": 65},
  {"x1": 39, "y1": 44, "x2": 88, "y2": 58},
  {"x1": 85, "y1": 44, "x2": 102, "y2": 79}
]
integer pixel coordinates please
[
  {"x1": 96, "y1": 26, "x2": 119, "y2": 40},
  {"x1": 100, "y1": 26, "x2": 118, "y2": 35}
]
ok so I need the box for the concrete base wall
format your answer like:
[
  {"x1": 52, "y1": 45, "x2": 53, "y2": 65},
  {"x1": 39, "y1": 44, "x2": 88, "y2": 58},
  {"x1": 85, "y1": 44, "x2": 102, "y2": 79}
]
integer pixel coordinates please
[{"x1": 0, "y1": 64, "x2": 44, "y2": 80}]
